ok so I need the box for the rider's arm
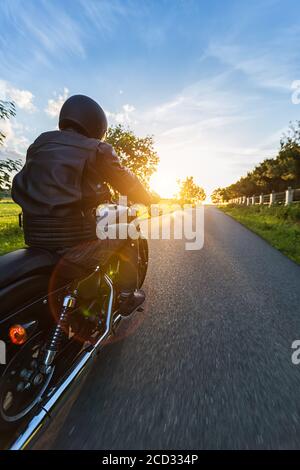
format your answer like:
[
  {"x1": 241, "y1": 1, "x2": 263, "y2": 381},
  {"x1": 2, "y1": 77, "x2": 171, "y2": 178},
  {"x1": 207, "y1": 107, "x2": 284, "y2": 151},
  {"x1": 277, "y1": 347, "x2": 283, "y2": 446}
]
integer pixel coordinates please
[{"x1": 96, "y1": 142, "x2": 157, "y2": 205}]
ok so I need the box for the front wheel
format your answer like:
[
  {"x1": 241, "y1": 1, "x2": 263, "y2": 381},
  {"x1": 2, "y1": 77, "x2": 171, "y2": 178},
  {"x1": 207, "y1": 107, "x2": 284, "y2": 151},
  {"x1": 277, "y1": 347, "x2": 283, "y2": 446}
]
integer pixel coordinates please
[
  {"x1": 0, "y1": 332, "x2": 54, "y2": 430},
  {"x1": 137, "y1": 237, "x2": 149, "y2": 288}
]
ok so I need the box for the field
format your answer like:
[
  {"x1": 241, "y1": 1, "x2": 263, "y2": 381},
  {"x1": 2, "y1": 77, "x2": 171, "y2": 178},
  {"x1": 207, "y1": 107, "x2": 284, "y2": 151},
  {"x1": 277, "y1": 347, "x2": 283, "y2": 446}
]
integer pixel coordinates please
[
  {"x1": 0, "y1": 200, "x2": 25, "y2": 255},
  {"x1": 219, "y1": 203, "x2": 300, "y2": 265}
]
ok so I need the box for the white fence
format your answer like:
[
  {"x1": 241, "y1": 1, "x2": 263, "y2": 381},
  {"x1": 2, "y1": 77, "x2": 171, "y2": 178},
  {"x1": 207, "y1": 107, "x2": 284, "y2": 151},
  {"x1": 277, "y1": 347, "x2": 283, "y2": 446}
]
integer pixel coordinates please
[{"x1": 230, "y1": 187, "x2": 300, "y2": 206}]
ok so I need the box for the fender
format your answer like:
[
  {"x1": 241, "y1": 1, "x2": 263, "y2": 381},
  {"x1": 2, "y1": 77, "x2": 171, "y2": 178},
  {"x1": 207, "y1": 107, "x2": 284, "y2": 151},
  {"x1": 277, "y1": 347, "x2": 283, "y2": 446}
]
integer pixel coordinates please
[{"x1": 0, "y1": 275, "x2": 57, "y2": 368}]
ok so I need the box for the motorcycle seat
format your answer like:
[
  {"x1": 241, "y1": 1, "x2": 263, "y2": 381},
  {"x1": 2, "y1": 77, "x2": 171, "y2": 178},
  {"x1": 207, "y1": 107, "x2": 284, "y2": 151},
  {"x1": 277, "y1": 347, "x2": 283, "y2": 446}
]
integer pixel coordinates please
[{"x1": 0, "y1": 247, "x2": 59, "y2": 289}]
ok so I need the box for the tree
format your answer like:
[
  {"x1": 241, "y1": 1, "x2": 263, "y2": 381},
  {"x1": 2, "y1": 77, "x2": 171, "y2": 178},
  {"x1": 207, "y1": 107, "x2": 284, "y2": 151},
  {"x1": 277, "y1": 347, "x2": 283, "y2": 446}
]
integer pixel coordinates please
[
  {"x1": 277, "y1": 121, "x2": 300, "y2": 188},
  {"x1": 212, "y1": 121, "x2": 300, "y2": 202},
  {"x1": 0, "y1": 100, "x2": 16, "y2": 145},
  {"x1": 0, "y1": 100, "x2": 22, "y2": 193},
  {"x1": 105, "y1": 124, "x2": 159, "y2": 186},
  {"x1": 178, "y1": 176, "x2": 206, "y2": 204},
  {"x1": 211, "y1": 188, "x2": 224, "y2": 204},
  {"x1": 0, "y1": 159, "x2": 22, "y2": 191}
]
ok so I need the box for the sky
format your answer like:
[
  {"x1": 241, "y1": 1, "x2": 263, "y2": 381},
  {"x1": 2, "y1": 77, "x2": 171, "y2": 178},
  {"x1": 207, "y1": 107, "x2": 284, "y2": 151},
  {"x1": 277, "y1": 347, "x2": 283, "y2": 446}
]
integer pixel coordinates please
[{"x1": 1, "y1": 0, "x2": 300, "y2": 199}]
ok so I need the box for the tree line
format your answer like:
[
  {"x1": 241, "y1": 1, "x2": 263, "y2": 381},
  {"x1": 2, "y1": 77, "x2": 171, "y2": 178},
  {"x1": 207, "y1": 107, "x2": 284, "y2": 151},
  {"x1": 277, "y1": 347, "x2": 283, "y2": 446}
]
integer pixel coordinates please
[{"x1": 211, "y1": 122, "x2": 300, "y2": 203}]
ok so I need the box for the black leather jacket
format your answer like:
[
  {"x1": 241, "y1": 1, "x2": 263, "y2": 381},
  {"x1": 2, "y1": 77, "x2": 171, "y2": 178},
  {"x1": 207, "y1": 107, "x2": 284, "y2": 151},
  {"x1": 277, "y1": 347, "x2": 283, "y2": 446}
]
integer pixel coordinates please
[{"x1": 12, "y1": 129, "x2": 153, "y2": 248}]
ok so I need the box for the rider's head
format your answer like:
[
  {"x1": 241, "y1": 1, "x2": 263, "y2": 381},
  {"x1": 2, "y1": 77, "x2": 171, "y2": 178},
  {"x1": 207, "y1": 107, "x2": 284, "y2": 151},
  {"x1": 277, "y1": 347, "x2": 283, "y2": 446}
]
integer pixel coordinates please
[{"x1": 59, "y1": 94, "x2": 108, "y2": 140}]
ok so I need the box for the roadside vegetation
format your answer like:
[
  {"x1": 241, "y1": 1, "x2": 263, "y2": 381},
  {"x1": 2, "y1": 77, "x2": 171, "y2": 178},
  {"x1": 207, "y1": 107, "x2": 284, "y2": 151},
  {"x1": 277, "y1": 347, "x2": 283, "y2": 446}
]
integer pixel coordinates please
[
  {"x1": 212, "y1": 121, "x2": 300, "y2": 203},
  {"x1": 177, "y1": 176, "x2": 206, "y2": 204},
  {"x1": 0, "y1": 200, "x2": 24, "y2": 255},
  {"x1": 219, "y1": 203, "x2": 300, "y2": 264}
]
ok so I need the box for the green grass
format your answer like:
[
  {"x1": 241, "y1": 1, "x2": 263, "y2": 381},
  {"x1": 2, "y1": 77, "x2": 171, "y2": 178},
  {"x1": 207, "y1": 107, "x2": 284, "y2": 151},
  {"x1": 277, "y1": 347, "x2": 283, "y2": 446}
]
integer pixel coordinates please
[
  {"x1": 219, "y1": 203, "x2": 300, "y2": 264},
  {"x1": 0, "y1": 200, "x2": 25, "y2": 255}
]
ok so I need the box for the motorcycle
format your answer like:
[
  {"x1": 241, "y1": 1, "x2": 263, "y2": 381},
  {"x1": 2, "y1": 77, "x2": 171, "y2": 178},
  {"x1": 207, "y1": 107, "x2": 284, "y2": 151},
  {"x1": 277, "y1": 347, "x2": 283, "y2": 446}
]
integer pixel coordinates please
[{"x1": 0, "y1": 201, "x2": 149, "y2": 449}]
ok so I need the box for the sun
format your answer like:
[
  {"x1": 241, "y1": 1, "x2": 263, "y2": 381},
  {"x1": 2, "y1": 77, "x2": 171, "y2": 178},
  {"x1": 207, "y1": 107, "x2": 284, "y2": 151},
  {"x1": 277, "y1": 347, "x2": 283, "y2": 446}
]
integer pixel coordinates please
[
  {"x1": 150, "y1": 172, "x2": 178, "y2": 199},
  {"x1": 150, "y1": 171, "x2": 211, "y2": 203}
]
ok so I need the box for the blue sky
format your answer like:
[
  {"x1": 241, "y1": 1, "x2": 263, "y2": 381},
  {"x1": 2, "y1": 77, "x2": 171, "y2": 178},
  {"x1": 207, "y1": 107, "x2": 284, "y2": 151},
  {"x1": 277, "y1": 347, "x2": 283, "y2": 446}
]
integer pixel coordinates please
[{"x1": 1, "y1": 0, "x2": 300, "y2": 197}]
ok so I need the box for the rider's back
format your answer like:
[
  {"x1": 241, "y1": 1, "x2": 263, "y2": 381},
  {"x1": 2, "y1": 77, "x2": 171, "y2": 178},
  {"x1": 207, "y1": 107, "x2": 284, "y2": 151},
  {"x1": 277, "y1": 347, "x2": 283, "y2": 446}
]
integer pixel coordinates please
[
  {"x1": 12, "y1": 128, "x2": 152, "y2": 249},
  {"x1": 13, "y1": 129, "x2": 115, "y2": 217}
]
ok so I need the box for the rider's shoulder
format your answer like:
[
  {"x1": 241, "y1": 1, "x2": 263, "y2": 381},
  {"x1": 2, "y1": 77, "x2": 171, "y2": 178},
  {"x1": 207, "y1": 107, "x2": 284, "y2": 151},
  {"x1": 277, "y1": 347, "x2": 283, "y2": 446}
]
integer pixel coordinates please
[{"x1": 97, "y1": 141, "x2": 118, "y2": 159}]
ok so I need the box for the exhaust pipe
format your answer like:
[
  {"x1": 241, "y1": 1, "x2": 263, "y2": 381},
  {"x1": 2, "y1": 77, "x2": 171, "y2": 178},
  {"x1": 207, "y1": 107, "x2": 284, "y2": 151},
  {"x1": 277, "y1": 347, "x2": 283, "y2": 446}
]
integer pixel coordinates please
[{"x1": 10, "y1": 274, "x2": 120, "y2": 451}]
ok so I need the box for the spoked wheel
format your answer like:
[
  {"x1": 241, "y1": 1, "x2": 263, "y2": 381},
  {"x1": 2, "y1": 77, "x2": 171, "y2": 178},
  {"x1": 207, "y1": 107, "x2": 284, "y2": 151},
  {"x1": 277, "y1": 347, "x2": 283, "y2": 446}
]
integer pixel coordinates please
[{"x1": 0, "y1": 332, "x2": 54, "y2": 429}]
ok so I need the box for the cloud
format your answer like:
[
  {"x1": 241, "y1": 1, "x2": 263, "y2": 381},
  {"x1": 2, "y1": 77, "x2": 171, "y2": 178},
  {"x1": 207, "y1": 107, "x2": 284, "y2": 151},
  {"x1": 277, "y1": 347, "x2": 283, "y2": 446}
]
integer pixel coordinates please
[
  {"x1": 7, "y1": 87, "x2": 36, "y2": 112},
  {"x1": 0, "y1": 82, "x2": 30, "y2": 160},
  {"x1": 79, "y1": 0, "x2": 127, "y2": 34},
  {"x1": 0, "y1": 118, "x2": 14, "y2": 143},
  {"x1": 0, "y1": 118, "x2": 29, "y2": 159},
  {"x1": 123, "y1": 72, "x2": 286, "y2": 196},
  {"x1": 0, "y1": 0, "x2": 134, "y2": 75},
  {"x1": 0, "y1": 1, "x2": 85, "y2": 60},
  {"x1": 207, "y1": 43, "x2": 291, "y2": 91},
  {"x1": 135, "y1": 72, "x2": 254, "y2": 138},
  {"x1": 0, "y1": 80, "x2": 36, "y2": 112},
  {"x1": 45, "y1": 88, "x2": 69, "y2": 118},
  {"x1": 106, "y1": 103, "x2": 136, "y2": 125},
  {"x1": 206, "y1": 17, "x2": 300, "y2": 93},
  {"x1": 0, "y1": 82, "x2": 32, "y2": 157},
  {"x1": 0, "y1": 147, "x2": 24, "y2": 161}
]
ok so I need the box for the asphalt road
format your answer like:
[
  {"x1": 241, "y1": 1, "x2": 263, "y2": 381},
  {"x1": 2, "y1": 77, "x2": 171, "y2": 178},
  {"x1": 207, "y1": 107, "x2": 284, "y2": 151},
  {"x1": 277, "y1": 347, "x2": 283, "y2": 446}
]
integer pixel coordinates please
[{"x1": 40, "y1": 206, "x2": 300, "y2": 449}]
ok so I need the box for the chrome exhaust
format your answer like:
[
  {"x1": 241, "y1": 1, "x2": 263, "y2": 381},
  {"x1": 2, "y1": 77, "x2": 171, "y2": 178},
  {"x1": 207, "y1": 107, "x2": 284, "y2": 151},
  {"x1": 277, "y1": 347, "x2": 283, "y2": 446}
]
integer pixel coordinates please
[{"x1": 9, "y1": 274, "x2": 117, "y2": 451}]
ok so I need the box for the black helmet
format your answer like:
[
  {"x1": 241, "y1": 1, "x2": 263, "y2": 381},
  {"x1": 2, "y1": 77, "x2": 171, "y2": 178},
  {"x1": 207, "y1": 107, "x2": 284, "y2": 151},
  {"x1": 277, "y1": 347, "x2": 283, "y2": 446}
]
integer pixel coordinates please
[{"x1": 59, "y1": 94, "x2": 108, "y2": 140}]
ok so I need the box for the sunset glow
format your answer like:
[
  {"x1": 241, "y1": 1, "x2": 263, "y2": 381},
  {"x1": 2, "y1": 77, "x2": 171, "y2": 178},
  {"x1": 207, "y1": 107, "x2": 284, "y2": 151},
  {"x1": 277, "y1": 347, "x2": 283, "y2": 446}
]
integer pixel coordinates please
[{"x1": 149, "y1": 172, "x2": 178, "y2": 199}]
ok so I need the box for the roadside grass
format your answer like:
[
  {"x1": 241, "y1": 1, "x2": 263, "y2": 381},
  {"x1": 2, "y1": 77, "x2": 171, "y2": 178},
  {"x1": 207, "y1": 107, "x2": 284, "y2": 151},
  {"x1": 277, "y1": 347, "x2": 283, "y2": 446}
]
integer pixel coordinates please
[
  {"x1": 0, "y1": 200, "x2": 25, "y2": 255},
  {"x1": 219, "y1": 203, "x2": 300, "y2": 265}
]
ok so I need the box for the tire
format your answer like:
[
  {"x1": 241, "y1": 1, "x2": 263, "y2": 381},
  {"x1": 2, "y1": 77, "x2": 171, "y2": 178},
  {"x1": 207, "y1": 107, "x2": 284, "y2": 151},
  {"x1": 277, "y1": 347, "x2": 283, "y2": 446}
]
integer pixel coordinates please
[
  {"x1": 137, "y1": 237, "x2": 149, "y2": 288},
  {"x1": 0, "y1": 331, "x2": 54, "y2": 431}
]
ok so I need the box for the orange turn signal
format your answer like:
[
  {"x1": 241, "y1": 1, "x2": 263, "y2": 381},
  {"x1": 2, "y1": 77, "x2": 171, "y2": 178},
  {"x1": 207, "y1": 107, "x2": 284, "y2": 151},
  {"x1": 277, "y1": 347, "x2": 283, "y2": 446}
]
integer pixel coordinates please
[{"x1": 9, "y1": 324, "x2": 28, "y2": 345}]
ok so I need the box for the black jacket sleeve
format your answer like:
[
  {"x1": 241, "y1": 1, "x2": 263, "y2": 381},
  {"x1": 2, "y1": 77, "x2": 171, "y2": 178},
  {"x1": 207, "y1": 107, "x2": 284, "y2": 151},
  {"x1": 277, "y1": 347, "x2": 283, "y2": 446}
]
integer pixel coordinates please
[{"x1": 96, "y1": 142, "x2": 155, "y2": 205}]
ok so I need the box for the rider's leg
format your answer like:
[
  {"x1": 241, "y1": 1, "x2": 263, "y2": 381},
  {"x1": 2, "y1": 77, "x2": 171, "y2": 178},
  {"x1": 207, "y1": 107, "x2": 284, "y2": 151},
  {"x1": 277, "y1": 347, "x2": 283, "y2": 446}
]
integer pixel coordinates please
[{"x1": 56, "y1": 238, "x2": 145, "y2": 315}]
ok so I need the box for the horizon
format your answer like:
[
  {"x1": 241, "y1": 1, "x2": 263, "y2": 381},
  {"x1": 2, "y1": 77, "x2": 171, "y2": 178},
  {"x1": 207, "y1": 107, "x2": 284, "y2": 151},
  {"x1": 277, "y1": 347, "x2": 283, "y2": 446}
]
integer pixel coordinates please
[{"x1": 1, "y1": 0, "x2": 300, "y2": 199}]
